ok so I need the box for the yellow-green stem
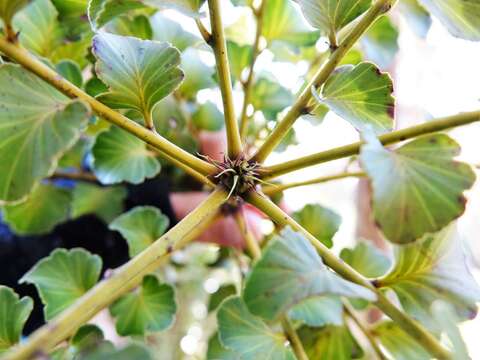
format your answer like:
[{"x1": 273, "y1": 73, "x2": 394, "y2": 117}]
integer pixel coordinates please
[
  {"x1": 262, "y1": 171, "x2": 365, "y2": 195},
  {"x1": 247, "y1": 191, "x2": 452, "y2": 360},
  {"x1": 251, "y1": 0, "x2": 393, "y2": 163},
  {"x1": 0, "y1": 37, "x2": 217, "y2": 178},
  {"x1": 239, "y1": 0, "x2": 267, "y2": 142},
  {"x1": 4, "y1": 189, "x2": 227, "y2": 360},
  {"x1": 281, "y1": 317, "x2": 309, "y2": 360},
  {"x1": 261, "y1": 109, "x2": 480, "y2": 179},
  {"x1": 207, "y1": 0, "x2": 243, "y2": 158}
]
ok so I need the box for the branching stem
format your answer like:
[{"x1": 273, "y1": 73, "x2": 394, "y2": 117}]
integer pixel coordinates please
[
  {"x1": 247, "y1": 191, "x2": 452, "y2": 360},
  {"x1": 251, "y1": 0, "x2": 393, "y2": 163},
  {"x1": 207, "y1": 0, "x2": 243, "y2": 158},
  {"x1": 4, "y1": 189, "x2": 227, "y2": 360},
  {"x1": 261, "y1": 109, "x2": 480, "y2": 179}
]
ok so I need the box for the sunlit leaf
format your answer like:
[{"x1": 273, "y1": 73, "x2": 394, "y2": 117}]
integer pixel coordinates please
[
  {"x1": 3, "y1": 184, "x2": 71, "y2": 235},
  {"x1": 110, "y1": 206, "x2": 169, "y2": 257},
  {"x1": 177, "y1": 48, "x2": 215, "y2": 100},
  {"x1": 0, "y1": 64, "x2": 89, "y2": 203},
  {"x1": 297, "y1": 0, "x2": 370, "y2": 34},
  {"x1": 0, "y1": 0, "x2": 29, "y2": 25},
  {"x1": 51, "y1": 0, "x2": 88, "y2": 17},
  {"x1": 361, "y1": 16, "x2": 399, "y2": 69},
  {"x1": 377, "y1": 226, "x2": 480, "y2": 329},
  {"x1": 289, "y1": 296, "x2": 343, "y2": 327},
  {"x1": 320, "y1": 62, "x2": 394, "y2": 134},
  {"x1": 243, "y1": 227, "x2": 376, "y2": 321},
  {"x1": 192, "y1": 101, "x2": 225, "y2": 131},
  {"x1": 88, "y1": 0, "x2": 147, "y2": 30},
  {"x1": 151, "y1": 13, "x2": 199, "y2": 51},
  {"x1": 419, "y1": 0, "x2": 480, "y2": 40},
  {"x1": 399, "y1": 0, "x2": 432, "y2": 38},
  {"x1": 21, "y1": 248, "x2": 102, "y2": 320},
  {"x1": 110, "y1": 275, "x2": 176, "y2": 336},
  {"x1": 71, "y1": 183, "x2": 126, "y2": 223},
  {"x1": 340, "y1": 242, "x2": 391, "y2": 278},
  {"x1": 227, "y1": 41, "x2": 253, "y2": 83},
  {"x1": 217, "y1": 296, "x2": 296, "y2": 360},
  {"x1": 108, "y1": 14, "x2": 153, "y2": 40},
  {"x1": 299, "y1": 325, "x2": 364, "y2": 359},
  {"x1": 92, "y1": 126, "x2": 161, "y2": 185},
  {"x1": 145, "y1": 0, "x2": 206, "y2": 18},
  {"x1": 92, "y1": 32, "x2": 183, "y2": 121},
  {"x1": 292, "y1": 203, "x2": 341, "y2": 248},
  {"x1": 0, "y1": 287, "x2": 33, "y2": 353},
  {"x1": 360, "y1": 133, "x2": 475, "y2": 244}
]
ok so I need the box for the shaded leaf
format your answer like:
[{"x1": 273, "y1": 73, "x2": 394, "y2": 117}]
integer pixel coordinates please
[
  {"x1": 207, "y1": 333, "x2": 240, "y2": 360},
  {"x1": 0, "y1": 0, "x2": 29, "y2": 24},
  {"x1": 108, "y1": 14, "x2": 153, "y2": 40},
  {"x1": 151, "y1": 13, "x2": 199, "y2": 52},
  {"x1": 71, "y1": 183, "x2": 126, "y2": 223},
  {"x1": 360, "y1": 133, "x2": 476, "y2": 244},
  {"x1": 0, "y1": 64, "x2": 89, "y2": 203},
  {"x1": 320, "y1": 62, "x2": 394, "y2": 134},
  {"x1": 298, "y1": 0, "x2": 370, "y2": 34},
  {"x1": 252, "y1": 74, "x2": 293, "y2": 120},
  {"x1": 289, "y1": 296, "x2": 343, "y2": 327},
  {"x1": 377, "y1": 226, "x2": 480, "y2": 329},
  {"x1": 56, "y1": 60, "x2": 83, "y2": 88},
  {"x1": 20, "y1": 248, "x2": 102, "y2": 320},
  {"x1": 208, "y1": 284, "x2": 237, "y2": 312},
  {"x1": 177, "y1": 48, "x2": 215, "y2": 100},
  {"x1": 145, "y1": 0, "x2": 206, "y2": 18},
  {"x1": 292, "y1": 203, "x2": 341, "y2": 248},
  {"x1": 109, "y1": 206, "x2": 169, "y2": 257},
  {"x1": 340, "y1": 242, "x2": 391, "y2": 278},
  {"x1": 419, "y1": 0, "x2": 480, "y2": 40},
  {"x1": 0, "y1": 287, "x2": 33, "y2": 353},
  {"x1": 243, "y1": 227, "x2": 376, "y2": 321},
  {"x1": 227, "y1": 41, "x2": 253, "y2": 83},
  {"x1": 3, "y1": 183, "x2": 71, "y2": 235},
  {"x1": 110, "y1": 275, "x2": 176, "y2": 336},
  {"x1": 192, "y1": 101, "x2": 225, "y2": 131},
  {"x1": 82, "y1": 343, "x2": 152, "y2": 360},
  {"x1": 217, "y1": 296, "x2": 296, "y2": 360},
  {"x1": 92, "y1": 126, "x2": 161, "y2": 185},
  {"x1": 361, "y1": 16, "x2": 399, "y2": 69},
  {"x1": 88, "y1": 0, "x2": 147, "y2": 30},
  {"x1": 399, "y1": 0, "x2": 432, "y2": 38},
  {"x1": 92, "y1": 32, "x2": 183, "y2": 120}
]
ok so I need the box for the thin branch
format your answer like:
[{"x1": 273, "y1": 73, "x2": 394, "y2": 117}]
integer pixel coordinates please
[
  {"x1": 281, "y1": 317, "x2": 309, "y2": 360},
  {"x1": 260, "y1": 109, "x2": 480, "y2": 179},
  {"x1": 344, "y1": 301, "x2": 387, "y2": 360},
  {"x1": 195, "y1": 18, "x2": 211, "y2": 43},
  {"x1": 207, "y1": 0, "x2": 243, "y2": 158},
  {"x1": 251, "y1": 0, "x2": 394, "y2": 163},
  {"x1": 5, "y1": 188, "x2": 228, "y2": 360},
  {"x1": 0, "y1": 37, "x2": 217, "y2": 178},
  {"x1": 262, "y1": 171, "x2": 365, "y2": 195},
  {"x1": 246, "y1": 191, "x2": 452, "y2": 360},
  {"x1": 239, "y1": 0, "x2": 267, "y2": 142}
]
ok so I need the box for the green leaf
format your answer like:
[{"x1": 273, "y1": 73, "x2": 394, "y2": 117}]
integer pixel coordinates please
[
  {"x1": 192, "y1": 101, "x2": 225, "y2": 131},
  {"x1": 262, "y1": 0, "x2": 320, "y2": 47},
  {"x1": 243, "y1": 227, "x2": 376, "y2": 321},
  {"x1": 51, "y1": 36, "x2": 92, "y2": 68},
  {"x1": 13, "y1": 0, "x2": 63, "y2": 58},
  {"x1": 3, "y1": 184, "x2": 71, "y2": 235},
  {"x1": 227, "y1": 41, "x2": 253, "y2": 83},
  {"x1": 360, "y1": 133, "x2": 476, "y2": 244},
  {"x1": 299, "y1": 325, "x2": 364, "y2": 359},
  {"x1": 289, "y1": 296, "x2": 343, "y2": 327},
  {"x1": 110, "y1": 275, "x2": 176, "y2": 336},
  {"x1": 399, "y1": 0, "x2": 432, "y2": 38},
  {"x1": 177, "y1": 48, "x2": 215, "y2": 100},
  {"x1": 207, "y1": 333, "x2": 240, "y2": 360},
  {"x1": 292, "y1": 204, "x2": 341, "y2": 248},
  {"x1": 82, "y1": 343, "x2": 152, "y2": 360},
  {"x1": 51, "y1": 0, "x2": 88, "y2": 17},
  {"x1": 151, "y1": 13, "x2": 199, "y2": 52},
  {"x1": 302, "y1": 104, "x2": 329, "y2": 125},
  {"x1": 252, "y1": 74, "x2": 293, "y2": 120},
  {"x1": 92, "y1": 32, "x2": 183, "y2": 119},
  {"x1": 56, "y1": 60, "x2": 83, "y2": 88},
  {"x1": 217, "y1": 296, "x2": 296, "y2": 360},
  {"x1": 361, "y1": 16, "x2": 399, "y2": 69},
  {"x1": 71, "y1": 183, "x2": 126, "y2": 223},
  {"x1": 297, "y1": 0, "x2": 371, "y2": 34},
  {"x1": 92, "y1": 126, "x2": 161, "y2": 185},
  {"x1": 372, "y1": 321, "x2": 430, "y2": 360},
  {"x1": 0, "y1": 64, "x2": 89, "y2": 203},
  {"x1": 208, "y1": 284, "x2": 237, "y2": 312},
  {"x1": 419, "y1": 0, "x2": 480, "y2": 40},
  {"x1": 71, "y1": 324, "x2": 106, "y2": 352},
  {"x1": 85, "y1": 77, "x2": 109, "y2": 97},
  {"x1": 108, "y1": 14, "x2": 153, "y2": 40},
  {"x1": 21, "y1": 248, "x2": 102, "y2": 320},
  {"x1": 377, "y1": 226, "x2": 480, "y2": 330},
  {"x1": 145, "y1": 0, "x2": 206, "y2": 18},
  {"x1": 320, "y1": 62, "x2": 394, "y2": 135},
  {"x1": 340, "y1": 242, "x2": 391, "y2": 278},
  {"x1": 88, "y1": 0, "x2": 147, "y2": 30},
  {"x1": 109, "y1": 206, "x2": 169, "y2": 257},
  {"x1": 0, "y1": 287, "x2": 33, "y2": 353},
  {"x1": 0, "y1": 0, "x2": 29, "y2": 24}
]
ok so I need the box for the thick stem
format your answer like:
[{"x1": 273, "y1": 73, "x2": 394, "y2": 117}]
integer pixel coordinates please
[
  {"x1": 344, "y1": 301, "x2": 387, "y2": 360},
  {"x1": 207, "y1": 0, "x2": 243, "y2": 158},
  {"x1": 260, "y1": 109, "x2": 480, "y2": 179},
  {"x1": 262, "y1": 171, "x2": 365, "y2": 195},
  {"x1": 251, "y1": 0, "x2": 393, "y2": 163},
  {"x1": 247, "y1": 191, "x2": 452, "y2": 360},
  {"x1": 239, "y1": 0, "x2": 267, "y2": 142},
  {"x1": 0, "y1": 38, "x2": 217, "y2": 178},
  {"x1": 4, "y1": 189, "x2": 227, "y2": 360}
]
